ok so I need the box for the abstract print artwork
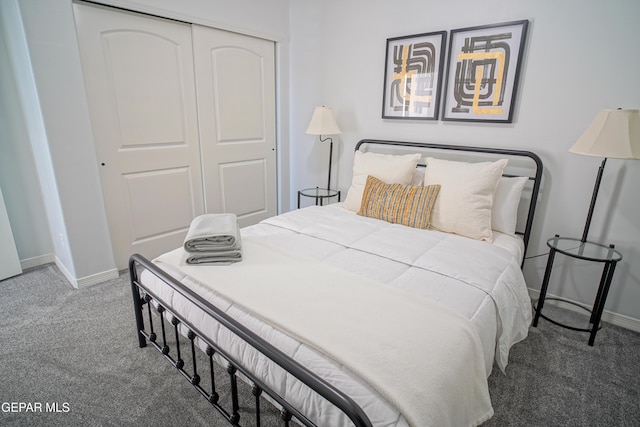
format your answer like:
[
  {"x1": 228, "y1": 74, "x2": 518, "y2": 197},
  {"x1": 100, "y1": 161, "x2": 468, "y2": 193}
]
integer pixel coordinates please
[
  {"x1": 442, "y1": 20, "x2": 528, "y2": 123},
  {"x1": 382, "y1": 31, "x2": 446, "y2": 120}
]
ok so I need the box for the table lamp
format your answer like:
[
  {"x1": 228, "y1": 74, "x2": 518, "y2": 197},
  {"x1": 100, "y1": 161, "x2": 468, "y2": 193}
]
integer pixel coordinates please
[
  {"x1": 569, "y1": 108, "x2": 640, "y2": 242},
  {"x1": 305, "y1": 106, "x2": 342, "y2": 190}
]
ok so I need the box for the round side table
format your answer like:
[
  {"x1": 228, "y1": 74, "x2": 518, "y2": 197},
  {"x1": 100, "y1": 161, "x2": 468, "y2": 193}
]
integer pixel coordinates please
[
  {"x1": 532, "y1": 234, "x2": 622, "y2": 346},
  {"x1": 297, "y1": 187, "x2": 341, "y2": 208}
]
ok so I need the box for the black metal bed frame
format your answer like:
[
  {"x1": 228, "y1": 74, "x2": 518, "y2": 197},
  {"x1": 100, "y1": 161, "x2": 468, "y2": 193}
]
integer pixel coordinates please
[{"x1": 129, "y1": 139, "x2": 543, "y2": 427}]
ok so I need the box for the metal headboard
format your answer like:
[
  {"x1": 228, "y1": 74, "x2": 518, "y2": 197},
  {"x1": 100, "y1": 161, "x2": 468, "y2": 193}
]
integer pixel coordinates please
[{"x1": 354, "y1": 139, "x2": 543, "y2": 264}]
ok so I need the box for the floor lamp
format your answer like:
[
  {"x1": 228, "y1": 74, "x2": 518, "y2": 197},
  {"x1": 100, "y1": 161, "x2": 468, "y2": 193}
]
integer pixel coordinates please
[
  {"x1": 305, "y1": 106, "x2": 342, "y2": 190},
  {"x1": 569, "y1": 109, "x2": 640, "y2": 242}
]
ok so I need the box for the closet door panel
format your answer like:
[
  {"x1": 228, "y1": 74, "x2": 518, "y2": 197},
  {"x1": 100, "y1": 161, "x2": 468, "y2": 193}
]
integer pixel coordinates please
[
  {"x1": 214, "y1": 48, "x2": 264, "y2": 141},
  {"x1": 74, "y1": 3, "x2": 204, "y2": 269},
  {"x1": 106, "y1": 33, "x2": 187, "y2": 146},
  {"x1": 193, "y1": 25, "x2": 277, "y2": 227},
  {"x1": 218, "y1": 159, "x2": 269, "y2": 215}
]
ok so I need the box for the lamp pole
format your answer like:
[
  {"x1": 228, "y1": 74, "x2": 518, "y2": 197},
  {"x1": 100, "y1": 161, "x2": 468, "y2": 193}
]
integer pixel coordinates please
[
  {"x1": 320, "y1": 135, "x2": 334, "y2": 190},
  {"x1": 581, "y1": 158, "x2": 607, "y2": 243}
]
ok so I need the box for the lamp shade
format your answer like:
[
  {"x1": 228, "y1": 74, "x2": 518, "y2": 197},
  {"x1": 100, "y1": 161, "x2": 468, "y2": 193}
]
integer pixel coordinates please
[
  {"x1": 569, "y1": 109, "x2": 640, "y2": 159},
  {"x1": 305, "y1": 106, "x2": 342, "y2": 136}
]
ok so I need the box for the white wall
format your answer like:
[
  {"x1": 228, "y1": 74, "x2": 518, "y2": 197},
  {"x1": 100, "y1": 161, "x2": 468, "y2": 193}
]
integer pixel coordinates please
[
  {"x1": 0, "y1": 4, "x2": 52, "y2": 267},
  {"x1": 20, "y1": 0, "x2": 118, "y2": 284},
  {"x1": 290, "y1": 0, "x2": 640, "y2": 327},
  {"x1": 1, "y1": 0, "x2": 78, "y2": 278}
]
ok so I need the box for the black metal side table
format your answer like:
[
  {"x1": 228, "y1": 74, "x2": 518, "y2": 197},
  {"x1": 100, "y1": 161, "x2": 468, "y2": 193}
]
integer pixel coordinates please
[
  {"x1": 297, "y1": 187, "x2": 340, "y2": 208},
  {"x1": 532, "y1": 234, "x2": 622, "y2": 346}
]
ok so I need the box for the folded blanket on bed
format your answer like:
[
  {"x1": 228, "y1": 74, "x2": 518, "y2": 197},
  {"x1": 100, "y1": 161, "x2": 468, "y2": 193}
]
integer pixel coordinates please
[{"x1": 183, "y1": 214, "x2": 242, "y2": 264}]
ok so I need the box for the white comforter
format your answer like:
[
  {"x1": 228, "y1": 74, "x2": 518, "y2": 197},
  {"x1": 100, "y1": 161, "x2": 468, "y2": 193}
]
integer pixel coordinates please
[
  {"x1": 247, "y1": 204, "x2": 532, "y2": 373},
  {"x1": 143, "y1": 204, "x2": 532, "y2": 427}
]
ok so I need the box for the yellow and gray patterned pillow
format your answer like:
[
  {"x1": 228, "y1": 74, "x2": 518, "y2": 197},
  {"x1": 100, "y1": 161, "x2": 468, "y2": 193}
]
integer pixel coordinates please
[{"x1": 358, "y1": 175, "x2": 440, "y2": 229}]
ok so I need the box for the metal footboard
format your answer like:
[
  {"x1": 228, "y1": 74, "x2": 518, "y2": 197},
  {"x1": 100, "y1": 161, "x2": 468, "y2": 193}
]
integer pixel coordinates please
[{"x1": 129, "y1": 253, "x2": 372, "y2": 427}]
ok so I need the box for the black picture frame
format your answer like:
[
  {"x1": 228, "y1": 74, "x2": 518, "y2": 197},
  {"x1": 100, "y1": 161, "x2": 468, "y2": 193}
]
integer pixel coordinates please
[
  {"x1": 382, "y1": 31, "x2": 447, "y2": 120},
  {"x1": 442, "y1": 20, "x2": 529, "y2": 123}
]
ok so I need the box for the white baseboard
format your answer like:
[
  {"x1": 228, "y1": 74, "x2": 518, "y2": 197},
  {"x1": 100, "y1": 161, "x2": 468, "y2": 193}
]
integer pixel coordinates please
[
  {"x1": 23, "y1": 254, "x2": 119, "y2": 288},
  {"x1": 20, "y1": 253, "x2": 56, "y2": 270},
  {"x1": 21, "y1": 254, "x2": 119, "y2": 288},
  {"x1": 76, "y1": 268, "x2": 119, "y2": 288},
  {"x1": 47, "y1": 256, "x2": 118, "y2": 289},
  {"x1": 529, "y1": 288, "x2": 640, "y2": 334},
  {"x1": 54, "y1": 257, "x2": 78, "y2": 288}
]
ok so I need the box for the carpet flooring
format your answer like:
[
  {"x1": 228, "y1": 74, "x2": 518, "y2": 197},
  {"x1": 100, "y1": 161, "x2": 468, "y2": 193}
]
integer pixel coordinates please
[{"x1": 1, "y1": 264, "x2": 639, "y2": 426}]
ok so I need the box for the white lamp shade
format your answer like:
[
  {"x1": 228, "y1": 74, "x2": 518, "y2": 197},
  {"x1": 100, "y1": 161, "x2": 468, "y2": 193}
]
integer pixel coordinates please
[
  {"x1": 569, "y1": 109, "x2": 640, "y2": 159},
  {"x1": 305, "y1": 106, "x2": 342, "y2": 136}
]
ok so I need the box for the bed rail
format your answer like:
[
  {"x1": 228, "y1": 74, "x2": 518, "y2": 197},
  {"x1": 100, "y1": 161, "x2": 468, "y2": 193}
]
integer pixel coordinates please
[
  {"x1": 129, "y1": 253, "x2": 373, "y2": 427},
  {"x1": 355, "y1": 139, "x2": 543, "y2": 263}
]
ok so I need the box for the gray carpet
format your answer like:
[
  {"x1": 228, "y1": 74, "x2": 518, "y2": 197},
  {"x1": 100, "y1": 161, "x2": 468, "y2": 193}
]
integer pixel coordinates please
[
  {"x1": 485, "y1": 304, "x2": 640, "y2": 427},
  {"x1": 1, "y1": 264, "x2": 639, "y2": 426}
]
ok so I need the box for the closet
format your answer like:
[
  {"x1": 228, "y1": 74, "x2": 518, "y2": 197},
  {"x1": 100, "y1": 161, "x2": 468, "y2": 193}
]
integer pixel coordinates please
[
  {"x1": 74, "y1": 2, "x2": 277, "y2": 269},
  {"x1": 0, "y1": 186, "x2": 22, "y2": 280}
]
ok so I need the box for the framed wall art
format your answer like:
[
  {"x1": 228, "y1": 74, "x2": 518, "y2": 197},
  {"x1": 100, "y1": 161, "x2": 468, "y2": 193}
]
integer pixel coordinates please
[
  {"x1": 382, "y1": 31, "x2": 446, "y2": 120},
  {"x1": 442, "y1": 20, "x2": 529, "y2": 123}
]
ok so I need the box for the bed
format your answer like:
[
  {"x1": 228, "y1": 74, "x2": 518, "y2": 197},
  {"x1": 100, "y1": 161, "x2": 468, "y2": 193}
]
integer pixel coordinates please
[{"x1": 129, "y1": 139, "x2": 543, "y2": 427}]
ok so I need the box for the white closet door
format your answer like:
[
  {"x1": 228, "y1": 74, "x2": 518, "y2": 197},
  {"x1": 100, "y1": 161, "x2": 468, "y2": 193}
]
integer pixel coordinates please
[
  {"x1": 192, "y1": 25, "x2": 277, "y2": 227},
  {"x1": 0, "y1": 186, "x2": 22, "y2": 280},
  {"x1": 74, "y1": 3, "x2": 204, "y2": 268}
]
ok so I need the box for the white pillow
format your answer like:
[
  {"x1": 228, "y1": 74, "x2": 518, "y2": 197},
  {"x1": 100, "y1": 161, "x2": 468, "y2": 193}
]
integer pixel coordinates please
[
  {"x1": 492, "y1": 176, "x2": 528, "y2": 235},
  {"x1": 424, "y1": 157, "x2": 508, "y2": 241},
  {"x1": 411, "y1": 167, "x2": 425, "y2": 185},
  {"x1": 343, "y1": 151, "x2": 421, "y2": 212}
]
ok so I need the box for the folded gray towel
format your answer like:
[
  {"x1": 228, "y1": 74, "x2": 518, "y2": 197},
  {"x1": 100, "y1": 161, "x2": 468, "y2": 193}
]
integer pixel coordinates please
[
  {"x1": 185, "y1": 248, "x2": 243, "y2": 265},
  {"x1": 184, "y1": 214, "x2": 240, "y2": 253}
]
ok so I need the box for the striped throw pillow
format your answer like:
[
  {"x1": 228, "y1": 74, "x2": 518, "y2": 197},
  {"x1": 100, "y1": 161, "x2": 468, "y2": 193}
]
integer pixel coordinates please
[{"x1": 358, "y1": 175, "x2": 440, "y2": 229}]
